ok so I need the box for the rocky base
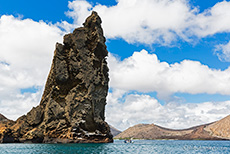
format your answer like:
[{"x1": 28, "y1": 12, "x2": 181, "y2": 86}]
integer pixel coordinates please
[{"x1": 1, "y1": 136, "x2": 112, "y2": 144}]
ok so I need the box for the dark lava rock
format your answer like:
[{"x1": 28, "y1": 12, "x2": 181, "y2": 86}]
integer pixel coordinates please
[{"x1": 0, "y1": 11, "x2": 113, "y2": 143}]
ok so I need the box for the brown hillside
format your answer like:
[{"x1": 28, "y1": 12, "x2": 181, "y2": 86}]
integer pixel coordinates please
[
  {"x1": 115, "y1": 123, "x2": 193, "y2": 139},
  {"x1": 115, "y1": 115, "x2": 230, "y2": 140},
  {"x1": 205, "y1": 115, "x2": 230, "y2": 139}
]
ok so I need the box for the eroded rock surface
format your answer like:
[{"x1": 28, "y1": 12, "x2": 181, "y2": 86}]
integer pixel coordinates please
[{"x1": 0, "y1": 11, "x2": 113, "y2": 143}]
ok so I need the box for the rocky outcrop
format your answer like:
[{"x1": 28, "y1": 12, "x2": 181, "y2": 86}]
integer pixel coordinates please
[
  {"x1": 115, "y1": 115, "x2": 230, "y2": 140},
  {"x1": 0, "y1": 11, "x2": 113, "y2": 143},
  {"x1": 0, "y1": 114, "x2": 8, "y2": 122},
  {"x1": 0, "y1": 114, "x2": 17, "y2": 143}
]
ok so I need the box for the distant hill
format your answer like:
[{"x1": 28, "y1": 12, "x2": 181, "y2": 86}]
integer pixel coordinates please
[
  {"x1": 109, "y1": 125, "x2": 122, "y2": 136},
  {"x1": 115, "y1": 115, "x2": 230, "y2": 140}
]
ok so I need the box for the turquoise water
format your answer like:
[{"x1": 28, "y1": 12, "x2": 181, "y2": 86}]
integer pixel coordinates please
[{"x1": 0, "y1": 140, "x2": 230, "y2": 154}]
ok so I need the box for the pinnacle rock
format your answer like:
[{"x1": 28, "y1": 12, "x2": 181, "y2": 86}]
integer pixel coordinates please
[{"x1": 0, "y1": 11, "x2": 113, "y2": 143}]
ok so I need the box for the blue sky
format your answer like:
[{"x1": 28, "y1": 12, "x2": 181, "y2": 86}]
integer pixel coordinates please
[
  {"x1": 1, "y1": 0, "x2": 230, "y2": 130},
  {"x1": 0, "y1": 0, "x2": 229, "y2": 68}
]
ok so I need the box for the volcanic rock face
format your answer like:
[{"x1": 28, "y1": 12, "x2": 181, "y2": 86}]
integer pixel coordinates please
[
  {"x1": 0, "y1": 11, "x2": 113, "y2": 143},
  {"x1": 0, "y1": 114, "x2": 16, "y2": 143}
]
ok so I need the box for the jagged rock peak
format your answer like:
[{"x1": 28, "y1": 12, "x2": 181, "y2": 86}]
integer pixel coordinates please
[{"x1": 0, "y1": 11, "x2": 113, "y2": 143}]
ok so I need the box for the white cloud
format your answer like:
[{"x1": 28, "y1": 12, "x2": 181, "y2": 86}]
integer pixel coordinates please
[
  {"x1": 215, "y1": 41, "x2": 230, "y2": 62},
  {"x1": 67, "y1": 0, "x2": 194, "y2": 44},
  {"x1": 106, "y1": 50, "x2": 230, "y2": 130},
  {"x1": 66, "y1": 0, "x2": 230, "y2": 45},
  {"x1": 191, "y1": 1, "x2": 230, "y2": 37},
  {"x1": 66, "y1": 0, "x2": 93, "y2": 27},
  {"x1": 108, "y1": 50, "x2": 230, "y2": 99},
  {"x1": 106, "y1": 91, "x2": 230, "y2": 130},
  {"x1": 94, "y1": 0, "x2": 195, "y2": 44},
  {"x1": 0, "y1": 90, "x2": 42, "y2": 120},
  {"x1": 0, "y1": 15, "x2": 64, "y2": 120}
]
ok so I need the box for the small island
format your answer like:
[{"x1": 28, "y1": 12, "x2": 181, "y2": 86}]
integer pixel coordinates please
[{"x1": 115, "y1": 115, "x2": 230, "y2": 140}]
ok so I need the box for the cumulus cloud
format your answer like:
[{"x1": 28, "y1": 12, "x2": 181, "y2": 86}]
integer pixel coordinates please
[
  {"x1": 106, "y1": 50, "x2": 230, "y2": 130},
  {"x1": 106, "y1": 91, "x2": 230, "y2": 130},
  {"x1": 215, "y1": 41, "x2": 230, "y2": 62},
  {"x1": 0, "y1": 15, "x2": 64, "y2": 119},
  {"x1": 66, "y1": 0, "x2": 194, "y2": 44},
  {"x1": 108, "y1": 50, "x2": 230, "y2": 100},
  {"x1": 66, "y1": 0, "x2": 93, "y2": 27},
  {"x1": 66, "y1": 0, "x2": 230, "y2": 45},
  {"x1": 0, "y1": 90, "x2": 42, "y2": 120},
  {"x1": 191, "y1": 1, "x2": 230, "y2": 37}
]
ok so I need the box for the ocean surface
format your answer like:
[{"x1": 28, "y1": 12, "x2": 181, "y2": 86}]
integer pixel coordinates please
[{"x1": 1, "y1": 140, "x2": 230, "y2": 154}]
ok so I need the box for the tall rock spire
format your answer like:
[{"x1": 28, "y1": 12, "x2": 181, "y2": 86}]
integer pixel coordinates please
[{"x1": 0, "y1": 11, "x2": 113, "y2": 143}]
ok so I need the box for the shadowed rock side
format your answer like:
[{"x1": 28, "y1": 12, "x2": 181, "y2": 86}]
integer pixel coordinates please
[
  {"x1": 115, "y1": 115, "x2": 230, "y2": 140},
  {"x1": 0, "y1": 11, "x2": 113, "y2": 143}
]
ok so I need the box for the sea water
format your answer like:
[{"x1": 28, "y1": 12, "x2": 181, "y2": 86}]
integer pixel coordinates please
[{"x1": 0, "y1": 140, "x2": 230, "y2": 154}]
